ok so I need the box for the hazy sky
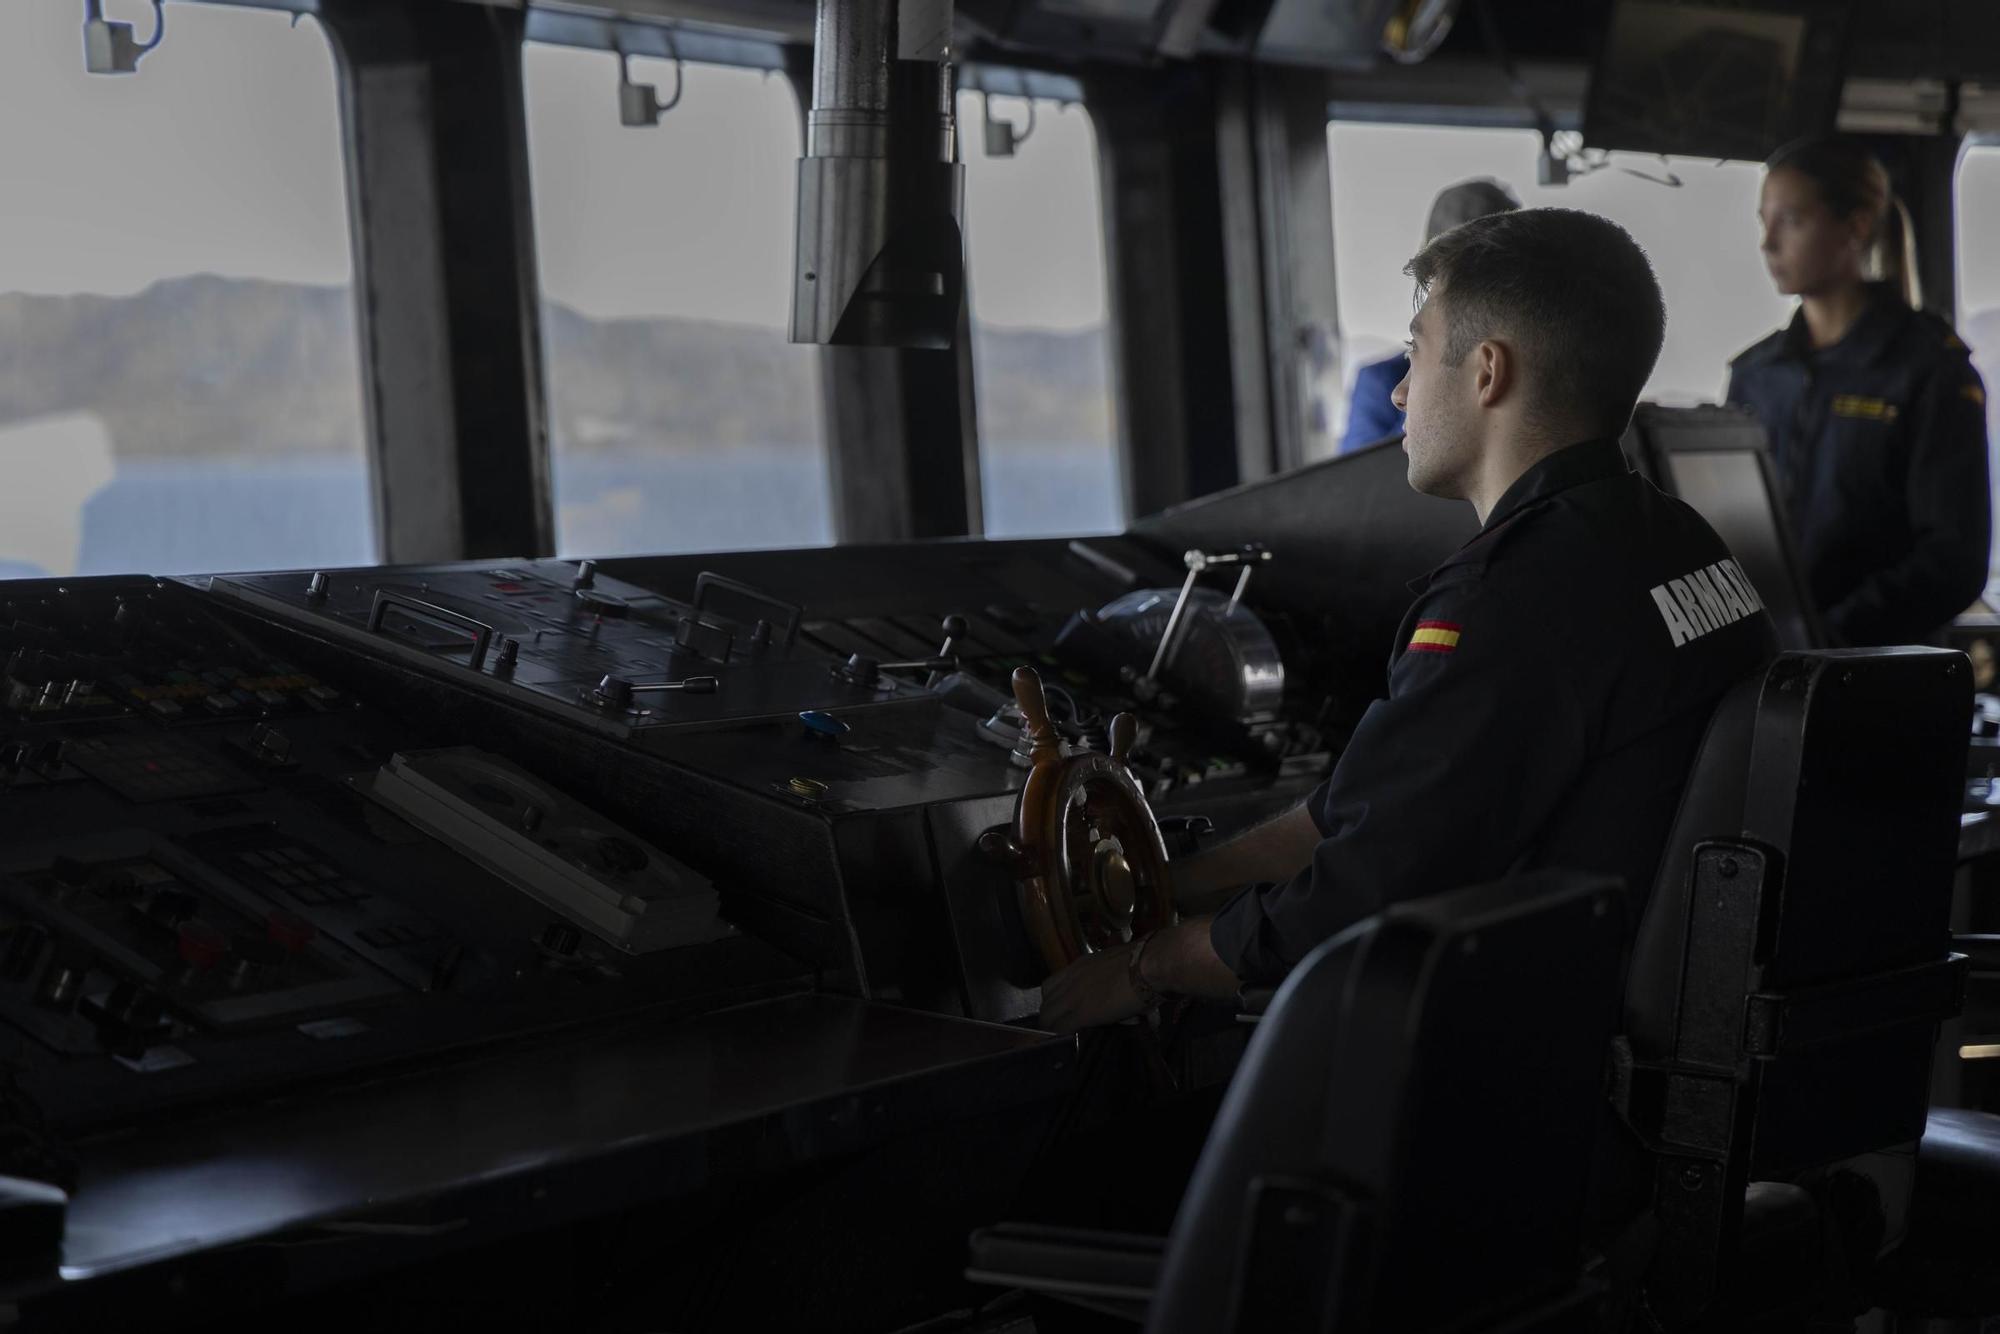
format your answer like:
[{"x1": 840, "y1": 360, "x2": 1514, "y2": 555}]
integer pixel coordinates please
[
  {"x1": 0, "y1": 0, "x2": 353, "y2": 293},
  {"x1": 1333, "y1": 125, "x2": 2000, "y2": 407},
  {"x1": 523, "y1": 44, "x2": 1108, "y2": 330},
  {"x1": 4, "y1": 1, "x2": 1996, "y2": 348},
  {"x1": 1330, "y1": 123, "x2": 1795, "y2": 404},
  {"x1": 1963, "y1": 146, "x2": 2000, "y2": 317},
  {"x1": 524, "y1": 46, "x2": 804, "y2": 327},
  {"x1": 0, "y1": 2, "x2": 1107, "y2": 333}
]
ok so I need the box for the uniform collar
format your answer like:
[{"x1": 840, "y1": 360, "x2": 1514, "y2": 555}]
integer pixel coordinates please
[
  {"x1": 1413, "y1": 437, "x2": 1629, "y2": 589},
  {"x1": 1481, "y1": 436, "x2": 1630, "y2": 532},
  {"x1": 1752, "y1": 282, "x2": 1911, "y2": 369}
]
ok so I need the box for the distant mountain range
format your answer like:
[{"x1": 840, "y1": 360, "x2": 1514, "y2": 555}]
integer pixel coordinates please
[{"x1": 0, "y1": 274, "x2": 1113, "y2": 459}]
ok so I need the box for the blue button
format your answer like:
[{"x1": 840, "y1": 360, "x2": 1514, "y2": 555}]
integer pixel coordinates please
[{"x1": 799, "y1": 710, "x2": 850, "y2": 739}]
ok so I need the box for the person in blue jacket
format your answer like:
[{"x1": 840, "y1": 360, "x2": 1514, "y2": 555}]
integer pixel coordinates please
[
  {"x1": 1726, "y1": 136, "x2": 1990, "y2": 646},
  {"x1": 1338, "y1": 177, "x2": 1521, "y2": 453}
]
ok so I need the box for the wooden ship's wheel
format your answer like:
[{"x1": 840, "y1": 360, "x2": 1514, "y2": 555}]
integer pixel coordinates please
[{"x1": 981, "y1": 666, "x2": 1176, "y2": 974}]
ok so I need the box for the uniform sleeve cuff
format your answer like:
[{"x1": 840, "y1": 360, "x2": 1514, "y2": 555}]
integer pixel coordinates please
[
  {"x1": 1207, "y1": 883, "x2": 1288, "y2": 986},
  {"x1": 1305, "y1": 776, "x2": 1335, "y2": 837}
]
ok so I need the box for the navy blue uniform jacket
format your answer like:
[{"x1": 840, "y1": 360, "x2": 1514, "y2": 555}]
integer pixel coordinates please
[
  {"x1": 1210, "y1": 438, "x2": 1779, "y2": 984},
  {"x1": 1726, "y1": 287, "x2": 1990, "y2": 646}
]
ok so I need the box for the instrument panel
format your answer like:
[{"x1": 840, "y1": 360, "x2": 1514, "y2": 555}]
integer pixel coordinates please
[
  {"x1": 0, "y1": 577, "x2": 786, "y2": 1149},
  {"x1": 0, "y1": 528, "x2": 1345, "y2": 1159},
  {"x1": 207, "y1": 560, "x2": 930, "y2": 739}
]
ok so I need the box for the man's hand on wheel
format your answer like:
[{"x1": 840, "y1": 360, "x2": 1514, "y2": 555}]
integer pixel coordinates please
[
  {"x1": 1038, "y1": 918, "x2": 1246, "y2": 1031},
  {"x1": 1037, "y1": 945, "x2": 1148, "y2": 1033}
]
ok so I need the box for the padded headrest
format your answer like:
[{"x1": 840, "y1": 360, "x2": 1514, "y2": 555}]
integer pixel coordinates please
[{"x1": 1624, "y1": 648, "x2": 1971, "y2": 1064}]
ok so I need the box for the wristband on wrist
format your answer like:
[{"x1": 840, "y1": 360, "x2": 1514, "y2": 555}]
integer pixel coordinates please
[{"x1": 1127, "y1": 930, "x2": 1166, "y2": 1011}]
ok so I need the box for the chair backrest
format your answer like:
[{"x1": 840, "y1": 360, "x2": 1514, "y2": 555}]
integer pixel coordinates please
[
  {"x1": 1148, "y1": 870, "x2": 1627, "y2": 1334},
  {"x1": 1618, "y1": 648, "x2": 1970, "y2": 1319}
]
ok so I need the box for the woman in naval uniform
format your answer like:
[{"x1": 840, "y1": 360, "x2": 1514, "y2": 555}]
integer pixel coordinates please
[{"x1": 1727, "y1": 135, "x2": 1990, "y2": 646}]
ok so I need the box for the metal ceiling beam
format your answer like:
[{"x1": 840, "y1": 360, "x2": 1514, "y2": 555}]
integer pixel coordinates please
[{"x1": 529, "y1": 0, "x2": 814, "y2": 39}]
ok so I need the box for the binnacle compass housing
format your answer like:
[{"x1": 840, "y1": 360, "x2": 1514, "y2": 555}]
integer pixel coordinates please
[{"x1": 1081, "y1": 587, "x2": 1286, "y2": 722}]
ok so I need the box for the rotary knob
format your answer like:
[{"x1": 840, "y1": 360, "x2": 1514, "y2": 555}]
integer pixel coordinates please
[{"x1": 836, "y1": 654, "x2": 881, "y2": 688}]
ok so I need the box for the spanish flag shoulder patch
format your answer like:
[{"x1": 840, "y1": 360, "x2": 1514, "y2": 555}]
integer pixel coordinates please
[{"x1": 1408, "y1": 620, "x2": 1461, "y2": 654}]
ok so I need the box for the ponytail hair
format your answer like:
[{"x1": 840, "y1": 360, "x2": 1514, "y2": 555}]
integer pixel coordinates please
[
  {"x1": 1877, "y1": 194, "x2": 1921, "y2": 309},
  {"x1": 1766, "y1": 136, "x2": 1923, "y2": 308}
]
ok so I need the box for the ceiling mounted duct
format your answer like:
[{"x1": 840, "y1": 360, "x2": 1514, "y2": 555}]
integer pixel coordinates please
[{"x1": 791, "y1": 0, "x2": 966, "y2": 348}]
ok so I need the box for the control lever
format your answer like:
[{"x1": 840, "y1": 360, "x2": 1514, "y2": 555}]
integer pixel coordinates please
[
  {"x1": 368, "y1": 591, "x2": 495, "y2": 672},
  {"x1": 692, "y1": 572, "x2": 802, "y2": 652},
  {"x1": 841, "y1": 615, "x2": 971, "y2": 688},
  {"x1": 1144, "y1": 545, "x2": 1272, "y2": 689},
  {"x1": 627, "y1": 676, "x2": 720, "y2": 695},
  {"x1": 587, "y1": 675, "x2": 719, "y2": 711},
  {"x1": 927, "y1": 613, "x2": 969, "y2": 687},
  {"x1": 879, "y1": 655, "x2": 956, "y2": 674}
]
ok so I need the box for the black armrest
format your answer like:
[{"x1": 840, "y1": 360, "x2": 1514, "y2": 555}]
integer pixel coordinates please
[{"x1": 966, "y1": 1222, "x2": 1163, "y2": 1322}]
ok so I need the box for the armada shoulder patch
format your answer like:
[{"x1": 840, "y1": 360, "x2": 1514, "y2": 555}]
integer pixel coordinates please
[
  {"x1": 1650, "y1": 559, "x2": 1765, "y2": 648},
  {"x1": 1408, "y1": 620, "x2": 1461, "y2": 654}
]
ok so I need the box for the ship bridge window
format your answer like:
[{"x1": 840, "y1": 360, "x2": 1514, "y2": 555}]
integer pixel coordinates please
[
  {"x1": 1324, "y1": 121, "x2": 1792, "y2": 456},
  {"x1": 0, "y1": 2, "x2": 371, "y2": 579},
  {"x1": 959, "y1": 89, "x2": 1122, "y2": 537},
  {"x1": 1956, "y1": 140, "x2": 2000, "y2": 578},
  {"x1": 524, "y1": 47, "x2": 832, "y2": 557}
]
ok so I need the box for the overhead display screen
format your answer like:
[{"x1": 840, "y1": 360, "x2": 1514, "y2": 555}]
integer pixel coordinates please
[{"x1": 1584, "y1": 1, "x2": 1848, "y2": 162}]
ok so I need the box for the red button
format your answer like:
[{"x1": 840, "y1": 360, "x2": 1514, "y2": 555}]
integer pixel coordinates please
[
  {"x1": 266, "y1": 911, "x2": 317, "y2": 954},
  {"x1": 177, "y1": 920, "x2": 229, "y2": 970}
]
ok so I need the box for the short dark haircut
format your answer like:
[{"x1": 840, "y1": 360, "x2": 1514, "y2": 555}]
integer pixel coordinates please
[{"x1": 1404, "y1": 208, "x2": 1666, "y2": 439}]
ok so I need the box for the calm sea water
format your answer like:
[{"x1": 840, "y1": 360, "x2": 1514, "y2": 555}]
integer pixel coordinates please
[{"x1": 14, "y1": 443, "x2": 1122, "y2": 580}]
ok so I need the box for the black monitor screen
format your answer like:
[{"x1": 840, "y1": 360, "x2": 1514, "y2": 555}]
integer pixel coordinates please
[
  {"x1": 1663, "y1": 449, "x2": 1820, "y2": 650},
  {"x1": 1584, "y1": 1, "x2": 1847, "y2": 162}
]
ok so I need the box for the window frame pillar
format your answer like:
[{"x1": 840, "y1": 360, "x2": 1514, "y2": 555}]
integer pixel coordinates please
[{"x1": 321, "y1": 0, "x2": 555, "y2": 563}]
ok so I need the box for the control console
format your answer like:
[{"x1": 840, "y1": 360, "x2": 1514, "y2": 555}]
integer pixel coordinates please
[
  {"x1": 205, "y1": 560, "x2": 929, "y2": 742},
  {"x1": 0, "y1": 577, "x2": 782, "y2": 1147}
]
